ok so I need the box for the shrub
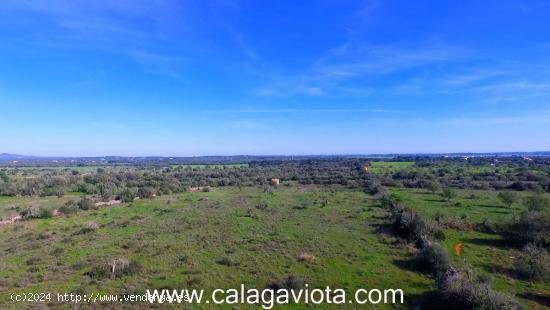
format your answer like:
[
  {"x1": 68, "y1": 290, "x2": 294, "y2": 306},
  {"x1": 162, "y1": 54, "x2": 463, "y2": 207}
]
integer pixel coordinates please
[
  {"x1": 497, "y1": 192, "x2": 518, "y2": 208},
  {"x1": 255, "y1": 202, "x2": 268, "y2": 210},
  {"x1": 524, "y1": 195, "x2": 549, "y2": 211},
  {"x1": 391, "y1": 208, "x2": 444, "y2": 245},
  {"x1": 267, "y1": 275, "x2": 306, "y2": 291},
  {"x1": 85, "y1": 265, "x2": 109, "y2": 279},
  {"x1": 440, "y1": 188, "x2": 457, "y2": 202},
  {"x1": 118, "y1": 188, "x2": 136, "y2": 203},
  {"x1": 39, "y1": 207, "x2": 54, "y2": 218},
  {"x1": 415, "y1": 242, "x2": 452, "y2": 277},
  {"x1": 25, "y1": 256, "x2": 42, "y2": 265},
  {"x1": 216, "y1": 257, "x2": 239, "y2": 267},
  {"x1": 86, "y1": 258, "x2": 141, "y2": 279},
  {"x1": 508, "y1": 211, "x2": 550, "y2": 246},
  {"x1": 111, "y1": 258, "x2": 141, "y2": 278},
  {"x1": 138, "y1": 186, "x2": 156, "y2": 199},
  {"x1": 78, "y1": 198, "x2": 95, "y2": 210},
  {"x1": 78, "y1": 222, "x2": 99, "y2": 234},
  {"x1": 515, "y1": 243, "x2": 550, "y2": 281},
  {"x1": 20, "y1": 206, "x2": 52, "y2": 219},
  {"x1": 438, "y1": 266, "x2": 520, "y2": 309},
  {"x1": 59, "y1": 201, "x2": 79, "y2": 215},
  {"x1": 481, "y1": 218, "x2": 497, "y2": 233}
]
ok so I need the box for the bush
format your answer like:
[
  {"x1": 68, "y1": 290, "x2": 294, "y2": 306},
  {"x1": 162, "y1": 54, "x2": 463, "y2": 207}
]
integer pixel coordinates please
[
  {"x1": 391, "y1": 207, "x2": 444, "y2": 245},
  {"x1": 78, "y1": 198, "x2": 95, "y2": 210},
  {"x1": 118, "y1": 188, "x2": 136, "y2": 203},
  {"x1": 438, "y1": 266, "x2": 520, "y2": 309},
  {"x1": 86, "y1": 258, "x2": 141, "y2": 279},
  {"x1": 39, "y1": 207, "x2": 54, "y2": 218},
  {"x1": 524, "y1": 195, "x2": 549, "y2": 211},
  {"x1": 515, "y1": 243, "x2": 550, "y2": 281},
  {"x1": 138, "y1": 186, "x2": 156, "y2": 199},
  {"x1": 78, "y1": 222, "x2": 99, "y2": 234},
  {"x1": 497, "y1": 192, "x2": 518, "y2": 208},
  {"x1": 415, "y1": 242, "x2": 452, "y2": 276},
  {"x1": 267, "y1": 275, "x2": 306, "y2": 291},
  {"x1": 20, "y1": 206, "x2": 53, "y2": 220},
  {"x1": 441, "y1": 188, "x2": 457, "y2": 201},
  {"x1": 508, "y1": 211, "x2": 550, "y2": 246},
  {"x1": 59, "y1": 201, "x2": 79, "y2": 215},
  {"x1": 216, "y1": 257, "x2": 239, "y2": 267},
  {"x1": 112, "y1": 258, "x2": 141, "y2": 277}
]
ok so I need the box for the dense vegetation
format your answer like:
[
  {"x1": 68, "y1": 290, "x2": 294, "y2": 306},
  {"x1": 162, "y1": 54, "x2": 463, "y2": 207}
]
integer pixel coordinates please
[{"x1": 1, "y1": 157, "x2": 549, "y2": 200}]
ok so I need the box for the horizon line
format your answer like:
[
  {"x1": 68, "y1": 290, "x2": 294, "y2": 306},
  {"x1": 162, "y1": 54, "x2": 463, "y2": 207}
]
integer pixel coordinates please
[{"x1": 2, "y1": 151, "x2": 550, "y2": 159}]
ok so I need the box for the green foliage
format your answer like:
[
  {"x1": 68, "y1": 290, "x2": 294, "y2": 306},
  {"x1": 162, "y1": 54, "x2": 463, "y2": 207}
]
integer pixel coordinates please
[
  {"x1": 19, "y1": 205, "x2": 53, "y2": 219},
  {"x1": 414, "y1": 242, "x2": 452, "y2": 276},
  {"x1": 510, "y1": 210, "x2": 550, "y2": 246},
  {"x1": 118, "y1": 188, "x2": 136, "y2": 203},
  {"x1": 524, "y1": 194, "x2": 549, "y2": 211},
  {"x1": 441, "y1": 188, "x2": 457, "y2": 202},
  {"x1": 77, "y1": 197, "x2": 95, "y2": 210},
  {"x1": 497, "y1": 191, "x2": 518, "y2": 208},
  {"x1": 137, "y1": 186, "x2": 156, "y2": 199},
  {"x1": 437, "y1": 266, "x2": 520, "y2": 309},
  {"x1": 516, "y1": 243, "x2": 550, "y2": 281},
  {"x1": 426, "y1": 181, "x2": 441, "y2": 193}
]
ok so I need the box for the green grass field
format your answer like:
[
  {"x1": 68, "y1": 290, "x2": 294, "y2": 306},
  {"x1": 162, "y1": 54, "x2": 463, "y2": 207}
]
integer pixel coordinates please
[
  {"x1": 368, "y1": 162, "x2": 416, "y2": 174},
  {"x1": 0, "y1": 186, "x2": 548, "y2": 309},
  {"x1": 171, "y1": 163, "x2": 249, "y2": 169},
  {"x1": 369, "y1": 162, "x2": 416, "y2": 167},
  {"x1": 0, "y1": 187, "x2": 431, "y2": 309}
]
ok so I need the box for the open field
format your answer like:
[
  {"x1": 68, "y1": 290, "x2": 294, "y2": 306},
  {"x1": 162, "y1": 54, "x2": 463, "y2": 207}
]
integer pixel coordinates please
[
  {"x1": 0, "y1": 157, "x2": 549, "y2": 309},
  {"x1": 1, "y1": 187, "x2": 433, "y2": 309},
  {"x1": 170, "y1": 164, "x2": 250, "y2": 169}
]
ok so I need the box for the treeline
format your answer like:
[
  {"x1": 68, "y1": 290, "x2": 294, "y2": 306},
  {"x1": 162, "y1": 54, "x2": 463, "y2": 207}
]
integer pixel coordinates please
[
  {"x1": 376, "y1": 157, "x2": 550, "y2": 192},
  {"x1": 0, "y1": 159, "x2": 372, "y2": 199},
  {"x1": 0, "y1": 157, "x2": 549, "y2": 199}
]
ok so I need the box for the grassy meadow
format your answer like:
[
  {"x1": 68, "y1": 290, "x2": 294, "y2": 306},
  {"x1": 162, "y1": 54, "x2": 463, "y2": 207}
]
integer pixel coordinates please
[
  {"x1": 1, "y1": 184, "x2": 548, "y2": 308},
  {"x1": 0, "y1": 186, "x2": 431, "y2": 309}
]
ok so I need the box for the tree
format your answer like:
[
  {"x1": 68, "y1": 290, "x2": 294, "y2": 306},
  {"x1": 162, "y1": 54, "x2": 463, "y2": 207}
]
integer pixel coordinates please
[
  {"x1": 497, "y1": 191, "x2": 518, "y2": 209},
  {"x1": 119, "y1": 188, "x2": 136, "y2": 203},
  {"x1": 524, "y1": 195, "x2": 550, "y2": 211},
  {"x1": 441, "y1": 187, "x2": 457, "y2": 202},
  {"x1": 426, "y1": 181, "x2": 441, "y2": 194},
  {"x1": 137, "y1": 186, "x2": 156, "y2": 199}
]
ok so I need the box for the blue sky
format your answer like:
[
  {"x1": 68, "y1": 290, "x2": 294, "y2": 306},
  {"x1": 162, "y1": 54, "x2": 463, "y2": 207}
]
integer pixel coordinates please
[{"x1": 1, "y1": 0, "x2": 549, "y2": 156}]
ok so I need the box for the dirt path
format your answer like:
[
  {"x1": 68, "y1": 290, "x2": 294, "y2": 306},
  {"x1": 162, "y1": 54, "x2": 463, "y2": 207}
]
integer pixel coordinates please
[
  {"x1": 1, "y1": 199, "x2": 123, "y2": 227},
  {"x1": 0, "y1": 208, "x2": 62, "y2": 227},
  {"x1": 0, "y1": 215, "x2": 22, "y2": 226},
  {"x1": 94, "y1": 200, "x2": 122, "y2": 207}
]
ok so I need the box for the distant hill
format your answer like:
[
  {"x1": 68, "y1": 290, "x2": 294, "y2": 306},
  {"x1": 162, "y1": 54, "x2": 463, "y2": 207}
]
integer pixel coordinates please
[
  {"x1": 1, "y1": 151, "x2": 549, "y2": 166},
  {"x1": 0, "y1": 153, "x2": 39, "y2": 160}
]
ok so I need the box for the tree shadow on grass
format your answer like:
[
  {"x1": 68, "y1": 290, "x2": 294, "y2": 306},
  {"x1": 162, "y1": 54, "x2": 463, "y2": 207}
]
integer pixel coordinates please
[
  {"x1": 411, "y1": 190, "x2": 432, "y2": 195},
  {"x1": 392, "y1": 258, "x2": 420, "y2": 273},
  {"x1": 489, "y1": 210, "x2": 509, "y2": 215},
  {"x1": 465, "y1": 237, "x2": 511, "y2": 249},
  {"x1": 406, "y1": 290, "x2": 468, "y2": 310},
  {"x1": 479, "y1": 263, "x2": 516, "y2": 279},
  {"x1": 424, "y1": 198, "x2": 446, "y2": 203},
  {"x1": 475, "y1": 203, "x2": 506, "y2": 209},
  {"x1": 518, "y1": 292, "x2": 550, "y2": 308}
]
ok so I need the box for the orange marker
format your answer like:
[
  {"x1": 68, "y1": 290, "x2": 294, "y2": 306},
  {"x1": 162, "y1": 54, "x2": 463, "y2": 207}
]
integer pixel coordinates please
[{"x1": 455, "y1": 243, "x2": 463, "y2": 256}]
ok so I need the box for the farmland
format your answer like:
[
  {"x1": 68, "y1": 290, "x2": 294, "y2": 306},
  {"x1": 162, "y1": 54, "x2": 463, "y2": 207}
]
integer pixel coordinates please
[{"x1": 0, "y1": 157, "x2": 549, "y2": 309}]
